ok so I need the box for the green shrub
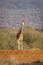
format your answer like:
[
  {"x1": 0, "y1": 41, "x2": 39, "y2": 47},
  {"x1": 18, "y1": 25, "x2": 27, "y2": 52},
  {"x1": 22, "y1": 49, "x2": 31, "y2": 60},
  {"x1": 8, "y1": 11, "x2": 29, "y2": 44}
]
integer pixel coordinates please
[
  {"x1": 0, "y1": 27, "x2": 43, "y2": 50},
  {"x1": 23, "y1": 27, "x2": 43, "y2": 49}
]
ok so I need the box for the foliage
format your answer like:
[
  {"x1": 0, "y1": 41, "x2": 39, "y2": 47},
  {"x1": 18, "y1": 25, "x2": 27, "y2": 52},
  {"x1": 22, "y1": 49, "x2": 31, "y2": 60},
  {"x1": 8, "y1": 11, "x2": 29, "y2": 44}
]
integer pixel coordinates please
[
  {"x1": 0, "y1": 27, "x2": 43, "y2": 50},
  {"x1": 0, "y1": 27, "x2": 17, "y2": 50},
  {"x1": 24, "y1": 27, "x2": 43, "y2": 49}
]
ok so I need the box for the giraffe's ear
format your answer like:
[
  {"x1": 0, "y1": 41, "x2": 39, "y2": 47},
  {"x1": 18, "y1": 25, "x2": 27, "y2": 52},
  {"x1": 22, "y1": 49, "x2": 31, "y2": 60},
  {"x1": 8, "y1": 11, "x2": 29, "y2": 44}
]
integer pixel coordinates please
[{"x1": 22, "y1": 20, "x2": 24, "y2": 22}]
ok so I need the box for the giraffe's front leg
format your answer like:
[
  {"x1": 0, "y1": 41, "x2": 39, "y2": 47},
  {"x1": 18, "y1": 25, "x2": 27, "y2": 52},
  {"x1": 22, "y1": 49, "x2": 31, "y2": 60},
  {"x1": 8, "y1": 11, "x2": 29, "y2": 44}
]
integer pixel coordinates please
[
  {"x1": 17, "y1": 40, "x2": 20, "y2": 50},
  {"x1": 21, "y1": 40, "x2": 23, "y2": 50}
]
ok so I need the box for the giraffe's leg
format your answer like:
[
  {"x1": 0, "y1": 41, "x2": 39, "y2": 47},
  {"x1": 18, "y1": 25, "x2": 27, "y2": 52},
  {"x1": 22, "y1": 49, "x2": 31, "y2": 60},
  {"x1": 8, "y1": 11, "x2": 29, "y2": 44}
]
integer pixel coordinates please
[
  {"x1": 17, "y1": 40, "x2": 20, "y2": 50},
  {"x1": 21, "y1": 40, "x2": 23, "y2": 50}
]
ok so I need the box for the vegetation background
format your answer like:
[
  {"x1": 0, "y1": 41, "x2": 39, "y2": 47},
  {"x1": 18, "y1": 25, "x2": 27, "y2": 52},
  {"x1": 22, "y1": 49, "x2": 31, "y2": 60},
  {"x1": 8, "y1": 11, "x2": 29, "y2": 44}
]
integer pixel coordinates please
[{"x1": 0, "y1": 27, "x2": 43, "y2": 50}]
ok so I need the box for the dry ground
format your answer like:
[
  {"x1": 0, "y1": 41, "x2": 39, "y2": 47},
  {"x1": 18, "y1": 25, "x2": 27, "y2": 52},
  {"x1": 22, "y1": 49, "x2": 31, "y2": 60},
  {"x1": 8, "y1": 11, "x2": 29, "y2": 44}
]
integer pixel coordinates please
[{"x1": 0, "y1": 49, "x2": 43, "y2": 64}]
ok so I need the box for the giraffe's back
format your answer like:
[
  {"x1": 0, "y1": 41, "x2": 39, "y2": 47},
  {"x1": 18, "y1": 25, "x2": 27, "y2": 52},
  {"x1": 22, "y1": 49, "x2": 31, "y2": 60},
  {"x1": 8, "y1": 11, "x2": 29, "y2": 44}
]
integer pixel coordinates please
[
  {"x1": 16, "y1": 30, "x2": 23, "y2": 41},
  {"x1": 16, "y1": 30, "x2": 21, "y2": 39}
]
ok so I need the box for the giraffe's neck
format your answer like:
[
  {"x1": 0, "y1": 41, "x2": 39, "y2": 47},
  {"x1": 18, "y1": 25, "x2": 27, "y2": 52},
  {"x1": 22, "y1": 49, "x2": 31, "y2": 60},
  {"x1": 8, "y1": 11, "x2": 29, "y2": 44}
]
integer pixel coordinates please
[{"x1": 21, "y1": 25, "x2": 24, "y2": 34}]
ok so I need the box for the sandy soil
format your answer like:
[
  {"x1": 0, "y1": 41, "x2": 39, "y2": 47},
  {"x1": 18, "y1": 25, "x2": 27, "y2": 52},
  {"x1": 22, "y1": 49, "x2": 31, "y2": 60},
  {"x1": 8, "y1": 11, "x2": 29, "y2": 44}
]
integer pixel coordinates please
[{"x1": 0, "y1": 49, "x2": 43, "y2": 64}]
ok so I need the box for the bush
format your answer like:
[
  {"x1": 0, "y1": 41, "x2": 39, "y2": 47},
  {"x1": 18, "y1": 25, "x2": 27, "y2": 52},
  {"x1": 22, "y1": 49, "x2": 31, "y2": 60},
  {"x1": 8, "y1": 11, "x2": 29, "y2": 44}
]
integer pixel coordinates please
[
  {"x1": 0, "y1": 27, "x2": 43, "y2": 50},
  {"x1": 23, "y1": 27, "x2": 43, "y2": 49}
]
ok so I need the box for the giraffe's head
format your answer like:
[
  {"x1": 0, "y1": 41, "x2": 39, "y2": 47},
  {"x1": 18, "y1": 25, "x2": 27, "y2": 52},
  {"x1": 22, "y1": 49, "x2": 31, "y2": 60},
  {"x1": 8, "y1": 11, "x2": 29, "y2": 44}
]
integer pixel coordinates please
[{"x1": 21, "y1": 20, "x2": 24, "y2": 26}]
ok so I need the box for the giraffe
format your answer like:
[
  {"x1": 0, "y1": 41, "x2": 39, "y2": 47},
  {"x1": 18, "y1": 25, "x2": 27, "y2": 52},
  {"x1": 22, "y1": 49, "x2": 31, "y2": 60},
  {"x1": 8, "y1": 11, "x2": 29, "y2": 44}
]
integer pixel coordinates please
[{"x1": 16, "y1": 20, "x2": 24, "y2": 50}]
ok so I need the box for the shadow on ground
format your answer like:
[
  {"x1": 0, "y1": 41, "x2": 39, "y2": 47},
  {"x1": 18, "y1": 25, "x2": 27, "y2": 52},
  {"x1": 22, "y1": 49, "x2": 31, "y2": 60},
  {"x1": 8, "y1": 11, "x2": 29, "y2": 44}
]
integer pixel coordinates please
[
  {"x1": 0, "y1": 59, "x2": 43, "y2": 65},
  {"x1": 19, "y1": 61, "x2": 43, "y2": 65}
]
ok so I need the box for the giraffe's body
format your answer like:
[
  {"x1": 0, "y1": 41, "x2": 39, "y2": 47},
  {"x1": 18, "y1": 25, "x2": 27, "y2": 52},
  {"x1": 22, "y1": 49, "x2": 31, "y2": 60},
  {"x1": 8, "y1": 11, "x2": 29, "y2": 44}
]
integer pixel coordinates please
[{"x1": 16, "y1": 20, "x2": 24, "y2": 50}]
